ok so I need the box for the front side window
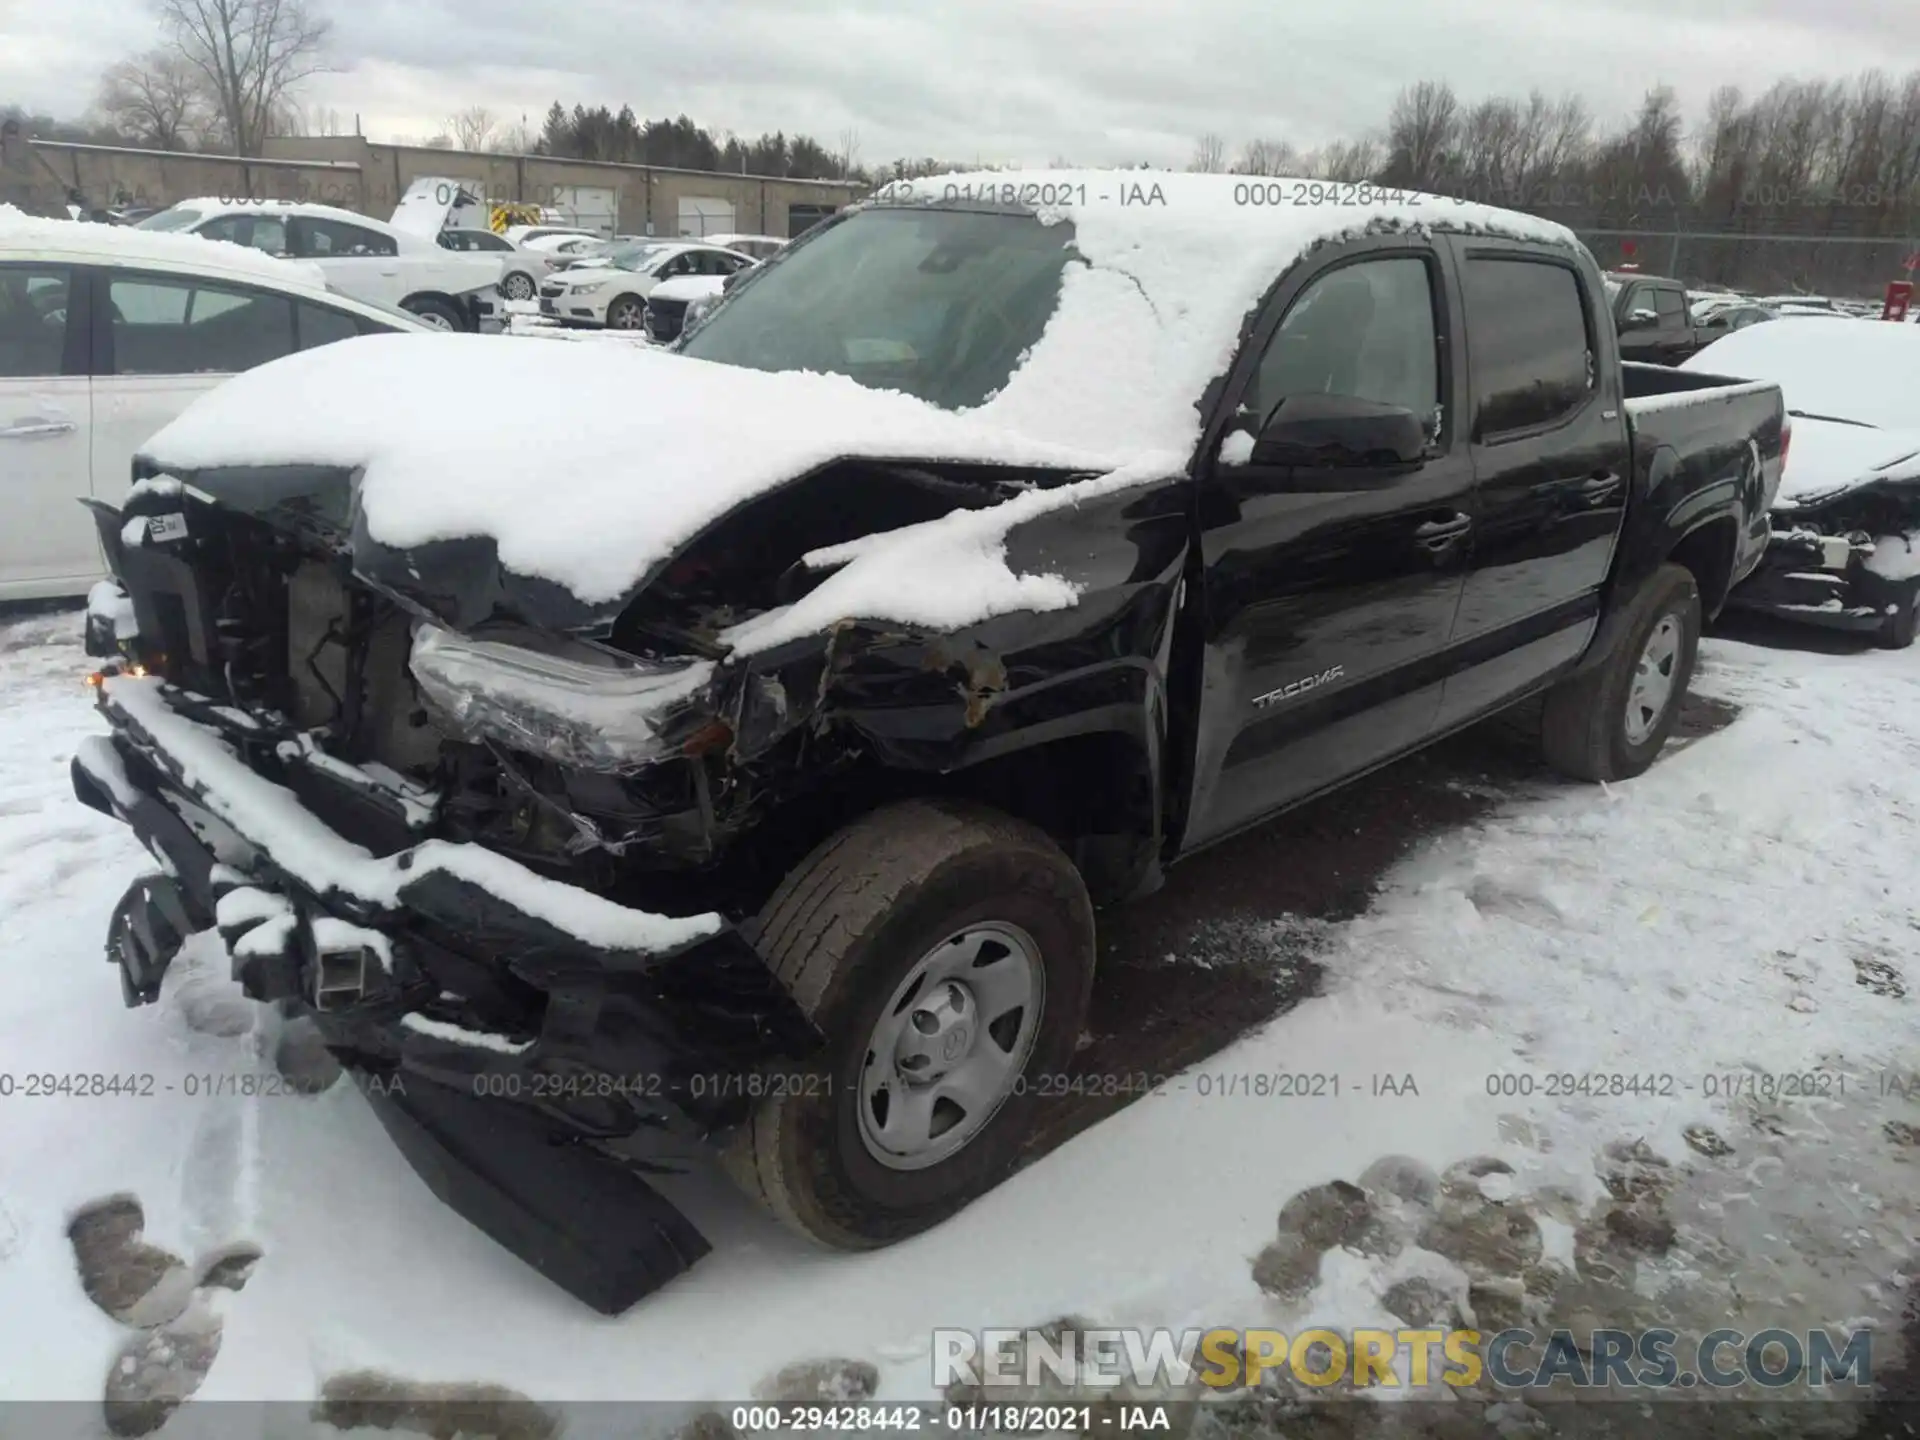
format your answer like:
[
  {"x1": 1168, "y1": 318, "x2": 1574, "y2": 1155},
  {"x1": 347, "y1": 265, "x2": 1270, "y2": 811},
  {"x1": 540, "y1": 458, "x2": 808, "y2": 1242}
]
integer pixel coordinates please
[
  {"x1": 0, "y1": 265, "x2": 71, "y2": 377},
  {"x1": 681, "y1": 206, "x2": 1076, "y2": 411},
  {"x1": 1654, "y1": 287, "x2": 1687, "y2": 320},
  {"x1": 134, "y1": 207, "x2": 203, "y2": 232},
  {"x1": 1462, "y1": 257, "x2": 1593, "y2": 440},
  {"x1": 109, "y1": 275, "x2": 295, "y2": 374},
  {"x1": 1244, "y1": 255, "x2": 1442, "y2": 437}
]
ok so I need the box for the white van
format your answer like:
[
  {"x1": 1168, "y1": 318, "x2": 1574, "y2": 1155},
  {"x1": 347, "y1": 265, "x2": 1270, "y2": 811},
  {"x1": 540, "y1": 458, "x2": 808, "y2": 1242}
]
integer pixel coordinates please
[{"x1": 0, "y1": 207, "x2": 427, "y2": 600}]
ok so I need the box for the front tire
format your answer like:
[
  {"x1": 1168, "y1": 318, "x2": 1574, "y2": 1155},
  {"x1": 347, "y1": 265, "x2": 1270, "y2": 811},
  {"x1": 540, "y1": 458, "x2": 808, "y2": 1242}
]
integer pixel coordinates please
[
  {"x1": 501, "y1": 271, "x2": 536, "y2": 302},
  {"x1": 722, "y1": 800, "x2": 1095, "y2": 1250},
  {"x1": 1877, "y1": 579, "x2": 1920, "y2": 650},
  {"x1": 1542, "y1": 562, "x2": 1701, "y2": 782},
  {"x1": 606, "y1": 295, "x2": 646, "y2": 330}
]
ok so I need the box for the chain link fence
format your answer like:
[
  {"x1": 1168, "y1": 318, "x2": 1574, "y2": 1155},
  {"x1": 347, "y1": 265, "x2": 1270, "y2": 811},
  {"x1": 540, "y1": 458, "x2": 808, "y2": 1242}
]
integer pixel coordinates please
[{"x1": 1575, "y1": 227, "x2": 1918, "y2": 302}]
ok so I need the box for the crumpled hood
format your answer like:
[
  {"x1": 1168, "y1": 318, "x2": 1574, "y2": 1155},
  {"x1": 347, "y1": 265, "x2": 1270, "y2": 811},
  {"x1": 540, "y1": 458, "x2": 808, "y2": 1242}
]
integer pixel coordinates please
[
  {"x1": 1777, "y1": 416, "x2": 1920, "y2": 510},
  {"x1": 136, "y1": 332, "x2": 1129, "y2": 617}
]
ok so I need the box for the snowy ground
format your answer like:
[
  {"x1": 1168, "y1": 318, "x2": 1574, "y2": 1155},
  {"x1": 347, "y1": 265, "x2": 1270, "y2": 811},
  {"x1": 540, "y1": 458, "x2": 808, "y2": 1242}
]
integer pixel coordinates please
[{"x1": 0, "y1": 607, "x2": 1915, "y2": 1437}]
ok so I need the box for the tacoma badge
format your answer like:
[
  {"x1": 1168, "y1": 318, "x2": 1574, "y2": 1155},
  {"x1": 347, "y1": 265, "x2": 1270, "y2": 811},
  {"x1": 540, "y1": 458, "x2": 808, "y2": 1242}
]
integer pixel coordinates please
[{"x1": 1252, "y1": 664, "x2": 1345, "y2": 709}]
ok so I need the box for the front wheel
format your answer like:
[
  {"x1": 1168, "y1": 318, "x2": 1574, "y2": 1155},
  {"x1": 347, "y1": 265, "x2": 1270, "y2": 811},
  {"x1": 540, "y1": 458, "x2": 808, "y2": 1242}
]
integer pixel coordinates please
[
  {"x1": 1877, "y1": 579, "x2": 1920, "y2": 650},
  {"x1": 1542, "y1": 562, "x2": 1702, "y2": 782},
  {"x1": 721, "y1": 800, "x2": 1095, "y2": 1250},
  {"x1": 605, "y1": 295, "x2": 646, "y2": 330},
  {"x1": 500, "y1": 271, "x2": 536, "y2": 302}
]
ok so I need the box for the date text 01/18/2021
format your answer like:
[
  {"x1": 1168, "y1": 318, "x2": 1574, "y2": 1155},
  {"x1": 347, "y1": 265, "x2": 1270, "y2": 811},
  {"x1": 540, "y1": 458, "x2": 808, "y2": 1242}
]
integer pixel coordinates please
[{"x1": 730, "y1": 1404, "x2": 1175, "y2": 1433}]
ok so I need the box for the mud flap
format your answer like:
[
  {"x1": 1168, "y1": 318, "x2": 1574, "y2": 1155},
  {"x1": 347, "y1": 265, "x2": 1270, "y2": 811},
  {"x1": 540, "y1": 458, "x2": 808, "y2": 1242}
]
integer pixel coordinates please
[
  {"x1": 363, "y1": 1076, "x2": 712, "y2": 1315},
  {"x1": 107, "y1": 874, "x2": 193, "y2": 1007}
]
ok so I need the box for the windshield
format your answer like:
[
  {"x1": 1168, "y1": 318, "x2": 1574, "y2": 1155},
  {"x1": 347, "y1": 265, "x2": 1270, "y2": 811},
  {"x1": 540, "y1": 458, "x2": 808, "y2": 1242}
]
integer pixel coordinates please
[
  {"x1": 680, "y1": 207, "x2": 1076, "y2": 411},
  {"x1": 136, "y1": 207, "x2": 204, "y2": 232}
]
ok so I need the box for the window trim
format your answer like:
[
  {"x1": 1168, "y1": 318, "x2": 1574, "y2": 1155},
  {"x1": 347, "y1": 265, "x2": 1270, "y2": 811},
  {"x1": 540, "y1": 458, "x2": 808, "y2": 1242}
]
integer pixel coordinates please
[
  {"x1": 0, "y1": 260, "x2": 88, "y2": 379},
  {"x1": 96, "y1": 267, "x2": 299, "y2": 377},
  {"x1": 1208, "y1": 239, "x2": 1457, "y2": 479},
  {"x1": 1455, "y1": 245, "x2": 1601, "y2": 449}
]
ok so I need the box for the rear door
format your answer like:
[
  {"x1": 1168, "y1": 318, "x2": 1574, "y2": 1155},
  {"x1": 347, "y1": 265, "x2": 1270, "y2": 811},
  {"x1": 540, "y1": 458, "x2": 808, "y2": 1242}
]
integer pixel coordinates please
[
  {"x1": 288, "y1": 216, "x2": 406, "y2": 308},
  {"x1": 0, "y1": 261, "x2": 92, "y2": 597},
  {"x1": 1181, "y1": 238, "x2": 1476, "y2": 850},
  {"x1": 90, "y1": 269, "x2": 298, "y2": 507},
  {"x1": 1437, "y1": 241, "x2": 1629, "y2": 727}
]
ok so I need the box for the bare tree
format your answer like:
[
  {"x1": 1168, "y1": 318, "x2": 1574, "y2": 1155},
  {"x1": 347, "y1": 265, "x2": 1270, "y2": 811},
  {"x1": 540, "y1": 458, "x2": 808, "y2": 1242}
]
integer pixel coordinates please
[
  {"x1": 1381, "y1": 81, "x2": 1461, "y2": 190},
  {"x1": 1188, "y1": 132, "x2": 1227, "y2": 173},
  {"x1": 421, "y1": 133, "x2": 454, "y2": 150},
  {"x1": 837, "y1": 126, "x2": 861, "y2": 179},
  {"x1": 156, "y1": 0, "x2": 330, "y2": 155},
  {"x1": 1316, "y1": 136, "x2": 1384, "y2": 182},
  {"x1": 95, "y1": 50, "x2": 206, "y2": 149},
  {"x1": 448, "y1": 104, "x2": 496, "y2": 151},
  {"x1": 498, "y1": 115, "x2": 536, "y2": 154},
  {"x1": 1235, "y1": 138, "x2": 1299, "y2": 175}
]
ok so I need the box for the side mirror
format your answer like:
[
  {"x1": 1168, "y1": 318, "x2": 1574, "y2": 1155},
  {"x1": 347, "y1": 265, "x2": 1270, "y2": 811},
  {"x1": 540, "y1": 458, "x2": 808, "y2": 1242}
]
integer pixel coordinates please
[
  {"x1": 1250, "y1": 393, "x2": 1428, "y2": 470},
  {"x1": 1624, "y1": 307, "x2": 1659, "y2": 330}
]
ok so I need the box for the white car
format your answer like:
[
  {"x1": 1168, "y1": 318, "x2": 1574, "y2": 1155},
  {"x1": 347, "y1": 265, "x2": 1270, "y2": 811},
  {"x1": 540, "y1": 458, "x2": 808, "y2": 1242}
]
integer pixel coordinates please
[
  {"x1": 0, "y1": 204, "x2": 427, "y2": 600},
  {"x1": 642, "y1": 273, "x2": 731, "y2": 343},
  {"x1": 137, "y1": 199, "x2": 504, "y2": 331},
  {"x1": 440, "y1": 229, "x2": 600, "y2": 303},
  {"x1": 503, "y1": 224, "x2": 600, "y2": 248},
  {"x1": 703, "y1": 232, "x2": 789, "y2": 261},
  {"x1": 537, "y1": 241, "x2": 754, "y2": 329}
]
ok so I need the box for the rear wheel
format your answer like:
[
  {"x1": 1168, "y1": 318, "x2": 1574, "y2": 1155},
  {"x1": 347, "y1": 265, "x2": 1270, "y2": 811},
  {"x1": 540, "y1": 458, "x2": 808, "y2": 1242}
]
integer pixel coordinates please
[
  {"x1": 1542, "y1": 562, "x2": 1701, "y2": 782},
  {"x1": 401, "y1": 296, "x2": 464, "y2": 331},
  {"x1": 721, "y1": 799, "x2": 1095, "y2": 1250},
  {"x1": 606, "y1": 295, "x2": 646, "y2": 330},
  {"x1": 500, "y1": 271, "x2": 536, "y2": 302}
]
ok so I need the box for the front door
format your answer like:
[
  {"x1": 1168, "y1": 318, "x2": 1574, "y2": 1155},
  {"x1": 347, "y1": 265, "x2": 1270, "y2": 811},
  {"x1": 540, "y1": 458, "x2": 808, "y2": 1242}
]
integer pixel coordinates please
[
  {"x1": 0, "y1": 261, "x2": 93, "y2": 598},
  {"x1": 1182, "y1": 242, "x2": 1476, "y2": 851}
]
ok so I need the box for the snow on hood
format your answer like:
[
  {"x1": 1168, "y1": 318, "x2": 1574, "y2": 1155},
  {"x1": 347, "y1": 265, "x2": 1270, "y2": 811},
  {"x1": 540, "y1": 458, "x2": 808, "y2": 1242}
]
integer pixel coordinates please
[
  {"x1": 1774, "y1": 415, "x2": 1920, "y2": 508},
  {"x1": 1685, "y1": 316, "x2": 1920, "y2": 431},
  {"x1": 138, "y1": 171, "x2": 1582, "y2": 607},
  {"x1": 0, "y1": 204, "x2": 329, "y2": 291},
  {"x1": 139, "y1": 333, "x2": 1131, "y2": 605}
]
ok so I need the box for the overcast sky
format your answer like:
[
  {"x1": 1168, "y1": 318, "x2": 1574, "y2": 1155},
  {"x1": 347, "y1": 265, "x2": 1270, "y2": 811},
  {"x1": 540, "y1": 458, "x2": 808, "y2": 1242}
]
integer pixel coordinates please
[{"x1": 3, "y1": 0, "x2": 1915, "y2": 167}]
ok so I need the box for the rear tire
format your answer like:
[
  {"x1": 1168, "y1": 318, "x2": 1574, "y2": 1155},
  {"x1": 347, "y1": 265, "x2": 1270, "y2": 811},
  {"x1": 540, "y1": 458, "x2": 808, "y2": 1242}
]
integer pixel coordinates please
[
  {"x1": 1542, "y1": 563, "x2": 1701, "y2": 782},
  {"x1": 501, "y1": 271, "x2": 536, "y2": 302},
  {"x1": 721, "y1": 799, "x2": 1095, "y2": 1251}
]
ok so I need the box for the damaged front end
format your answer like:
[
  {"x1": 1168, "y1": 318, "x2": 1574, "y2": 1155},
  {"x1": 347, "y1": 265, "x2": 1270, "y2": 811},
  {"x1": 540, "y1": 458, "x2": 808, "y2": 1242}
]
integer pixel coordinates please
[{"x1": 1726, "y1": 480, "x2": 1920, "y2": 641}]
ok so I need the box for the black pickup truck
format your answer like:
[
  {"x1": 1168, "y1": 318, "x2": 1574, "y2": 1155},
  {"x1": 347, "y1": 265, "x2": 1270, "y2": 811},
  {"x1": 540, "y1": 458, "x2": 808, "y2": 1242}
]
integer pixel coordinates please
[
  {"x1": 1606, "y1": 271, "x2": 1713, "y2": 365},
  {"x1": 72, "y1": 175, "x2": 1785, "y2": 1314}
]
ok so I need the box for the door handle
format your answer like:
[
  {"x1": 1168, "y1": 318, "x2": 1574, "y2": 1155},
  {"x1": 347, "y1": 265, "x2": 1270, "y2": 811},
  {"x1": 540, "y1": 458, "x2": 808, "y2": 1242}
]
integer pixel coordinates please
[
  {"x1": 1414, "y1": 512, "x2": 1472, "y2": 549},
  {"x1": 0, "y1": 418, "x2": 76, "y2": 439},
  {"x1": 1578, "y1": 473, "x2": 1622, "y2": 503}
]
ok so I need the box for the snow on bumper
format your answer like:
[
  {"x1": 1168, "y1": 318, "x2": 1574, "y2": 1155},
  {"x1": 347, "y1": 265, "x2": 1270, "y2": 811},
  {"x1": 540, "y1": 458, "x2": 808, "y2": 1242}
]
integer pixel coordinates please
[{"x1": 74, "y1": 674, "x2": 819, "y2": 1133}]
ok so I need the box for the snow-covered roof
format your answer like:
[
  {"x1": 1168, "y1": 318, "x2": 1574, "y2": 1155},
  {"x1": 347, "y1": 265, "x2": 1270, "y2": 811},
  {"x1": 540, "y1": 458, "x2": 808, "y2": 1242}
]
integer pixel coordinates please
[
  {"x1": 158, "y1": 197, "x2": 398, "y2": 231},
  {"x1": 1684, "y1": 316, "x2": 1920, "y2": 431},
  {"x1": 0, "y1": 204, "x2": 330, "y2": 292},
  {"x1": 138, "y1": 171, "x2": 1582, "y2": 607}
]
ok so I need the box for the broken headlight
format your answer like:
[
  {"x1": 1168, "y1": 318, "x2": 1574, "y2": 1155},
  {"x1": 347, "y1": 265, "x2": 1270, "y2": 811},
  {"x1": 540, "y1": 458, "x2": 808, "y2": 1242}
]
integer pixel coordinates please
[{"x1": 409, "y1": 623, "x2": 716, "y2": 774}]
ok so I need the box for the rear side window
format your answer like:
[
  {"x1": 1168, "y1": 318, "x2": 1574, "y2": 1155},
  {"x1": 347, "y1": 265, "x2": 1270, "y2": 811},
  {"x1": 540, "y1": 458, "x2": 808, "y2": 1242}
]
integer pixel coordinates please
[
  {"x1": 0, "y1": 265, "x2": 73, "y2": 377},
  {"x1": 109, "y1": 275, "x2": 296, "y2": 374},
  {"x1": 296, "y1": 301, "x2": 361, "y2": 350},
  {"x1": 1463, "y1": 258, "x2": 1593, "y2": 440},
  {"x1": 293, "y1": 218, "x2": 399, "y2": 258}
]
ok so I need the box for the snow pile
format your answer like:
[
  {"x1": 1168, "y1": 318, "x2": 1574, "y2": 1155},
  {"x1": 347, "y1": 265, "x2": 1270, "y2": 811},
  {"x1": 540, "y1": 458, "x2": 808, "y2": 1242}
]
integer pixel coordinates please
[
  {"x1": 0, "y1": 204, "x2": 329, "y2": 292},
  {"x1": 1685, "y1": 315, "x2": 1920, "y2": 430},
  {"x1": 140, "y1": 173, "x2": 1578, "y2": 609}
]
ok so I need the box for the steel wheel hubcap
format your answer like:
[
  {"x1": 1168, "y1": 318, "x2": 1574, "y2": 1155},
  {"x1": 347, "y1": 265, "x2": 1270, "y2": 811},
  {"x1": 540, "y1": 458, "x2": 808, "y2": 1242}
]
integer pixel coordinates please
[
  {"x1": 857, "y1": 922, "x2": 1044, "y2": 1171},
  {"x1": 1625, "y1": 613, "x2": 1682, "y2": 745},
  {"x1": 414, "y1": 310, "x2": 453, "y2": 330}
]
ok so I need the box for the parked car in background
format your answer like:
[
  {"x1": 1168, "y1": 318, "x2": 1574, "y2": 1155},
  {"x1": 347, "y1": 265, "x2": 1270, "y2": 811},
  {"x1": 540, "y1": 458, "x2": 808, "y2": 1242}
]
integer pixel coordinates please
[
  {"x1": 538, "y1": 240, "x2": 754, "y2": 329},
  {"x1": 502, "y1": 224, "x2": 599, "y2": 249},
  {"x1": 643, "y1": 273, "x2": 732, "y2": 342},
  {"x1": 704, "y1": 232, "x2": 789, "y2": 261},
  {"x1": 1693, "y1": 302, "x2": 1776, "y2": 337},
  {"x1": 1603, "y1": 271, "x2": 1710, "y2": 364},
  {"x1": 1687, "y1": 316, "x2": 1920, "y2": 646},
  {"x1": 0, "y1": 204, "x2": 425, "y2": 600},
  {"x1": 138, "y1": 200, "x2": 504, "y2": 332},
  {"x1": 75, "y1": 174, "x2": 1782, "y2": 1313}
]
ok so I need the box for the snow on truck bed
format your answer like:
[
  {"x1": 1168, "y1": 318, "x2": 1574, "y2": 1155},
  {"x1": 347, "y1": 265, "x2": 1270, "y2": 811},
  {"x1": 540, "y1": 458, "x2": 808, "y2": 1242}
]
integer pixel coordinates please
[{"x1": 139, "y1": 173, "x2": 1580, "y2": 609}]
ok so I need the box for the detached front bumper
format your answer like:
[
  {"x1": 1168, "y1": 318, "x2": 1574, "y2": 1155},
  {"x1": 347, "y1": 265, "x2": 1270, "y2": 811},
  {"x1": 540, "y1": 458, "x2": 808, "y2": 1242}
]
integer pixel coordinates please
[
  {"x1": 1723, "y1": 530, "x2": 1914, "y2": 632},
  {"x1": 72, "y1": 673, "x2": 820, "y2": 1312}
]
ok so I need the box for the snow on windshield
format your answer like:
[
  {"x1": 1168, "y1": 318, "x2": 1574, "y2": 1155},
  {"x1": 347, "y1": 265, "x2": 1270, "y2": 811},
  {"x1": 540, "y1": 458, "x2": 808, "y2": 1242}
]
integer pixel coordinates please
[
  {"x1": 139, "y1": 173, "x2": 1581, "y2": 607},
  {"x1": 1686, "y1": 316, "x2": 1920, "y2": 432}
]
